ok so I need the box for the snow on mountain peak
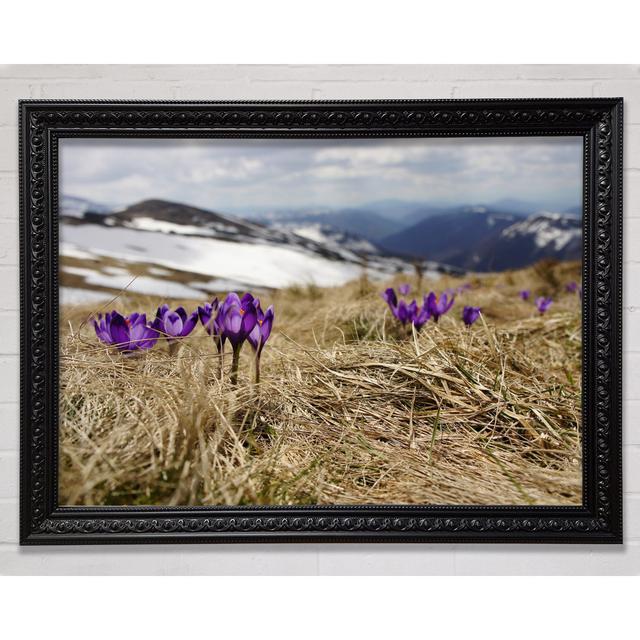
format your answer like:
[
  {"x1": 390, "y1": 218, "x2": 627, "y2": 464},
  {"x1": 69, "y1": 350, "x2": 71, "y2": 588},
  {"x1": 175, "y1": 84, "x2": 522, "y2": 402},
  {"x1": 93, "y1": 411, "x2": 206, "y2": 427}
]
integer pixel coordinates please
[{"x1": 501, "y1": 211, "x2": 580, "y2": 251}]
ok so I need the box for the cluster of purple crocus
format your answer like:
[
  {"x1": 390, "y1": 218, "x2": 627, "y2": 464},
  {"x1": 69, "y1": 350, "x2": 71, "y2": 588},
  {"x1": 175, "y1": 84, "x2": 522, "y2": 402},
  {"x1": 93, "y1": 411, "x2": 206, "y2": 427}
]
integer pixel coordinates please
[
  {"x1": 382, "y1": 283, "x2": 482, "y2": 329},
  {"x1": 520, "y1": 289, "x2": 552, "y2": 314},
  {"x1": 197, "y1": 293, "x2": 274, "y2": 384},
  {"x1": 93, "y1": 311, "x2": 159, "y2": 354},
  {"x1": 382, "y1": 286, "x2": 431, "y2": 329},
  {"x1": 382, "y1": 284, "x2": 453, "y2": 330},
  {"x1": 92, "y1": 292, "x2": 274, "y2": 384},
  {"x1": 519, "y1": 281, "x2": 579, "y2": 315}
]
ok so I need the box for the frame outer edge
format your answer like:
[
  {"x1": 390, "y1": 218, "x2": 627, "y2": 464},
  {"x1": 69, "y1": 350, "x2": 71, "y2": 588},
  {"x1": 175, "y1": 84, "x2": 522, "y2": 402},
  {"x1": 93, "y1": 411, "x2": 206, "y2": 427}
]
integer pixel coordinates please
[{"x1": 18, "y1": 98, "x2": 624, "y2": 544}]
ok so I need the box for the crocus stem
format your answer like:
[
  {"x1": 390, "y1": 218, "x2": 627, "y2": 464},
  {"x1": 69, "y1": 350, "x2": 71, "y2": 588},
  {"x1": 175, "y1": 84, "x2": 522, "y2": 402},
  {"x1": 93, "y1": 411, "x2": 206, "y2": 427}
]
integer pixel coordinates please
[
  {"x1": 230, "y1": 344, "x2": 241, "y2": 385},
  {"x1": 254, "y1": 353, "x2": 261, "y2": 385},
  {"x1": 215, "y1": 337, "x2": 223, "y2": 379},
  {"x1": 168, "y1": 341, "x2": 178, "y2": 357}
]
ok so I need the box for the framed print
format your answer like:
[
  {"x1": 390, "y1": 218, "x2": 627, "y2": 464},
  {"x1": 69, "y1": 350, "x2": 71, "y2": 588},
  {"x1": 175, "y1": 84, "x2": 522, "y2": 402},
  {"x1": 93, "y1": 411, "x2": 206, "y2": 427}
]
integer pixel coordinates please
[{"x1": 19, "y1": 99, "x2": 623, "y2": 544}]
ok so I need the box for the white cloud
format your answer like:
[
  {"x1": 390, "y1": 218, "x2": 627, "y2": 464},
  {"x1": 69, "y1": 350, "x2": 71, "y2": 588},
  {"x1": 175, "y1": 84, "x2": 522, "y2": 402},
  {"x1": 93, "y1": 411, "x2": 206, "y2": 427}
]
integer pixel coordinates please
[{"x1": 60, "y1": 136, "x2": 583, "y2": 213}]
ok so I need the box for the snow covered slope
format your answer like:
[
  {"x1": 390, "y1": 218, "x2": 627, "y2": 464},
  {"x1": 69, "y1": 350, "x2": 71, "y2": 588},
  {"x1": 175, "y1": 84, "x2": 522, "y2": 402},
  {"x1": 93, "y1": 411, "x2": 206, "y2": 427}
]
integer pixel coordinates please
[
  {"x1": 60, "y1": 198, "x2": 459, "y2": 302},
  {"x1": 62, "y1": 222, "x2": 370, "y2": 289}
]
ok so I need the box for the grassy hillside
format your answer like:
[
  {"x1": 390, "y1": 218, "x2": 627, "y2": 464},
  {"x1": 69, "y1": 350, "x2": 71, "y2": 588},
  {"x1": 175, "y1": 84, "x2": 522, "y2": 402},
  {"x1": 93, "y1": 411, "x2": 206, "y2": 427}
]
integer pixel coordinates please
[{"x1": 58, "y1": 259, "x2": 582, "y2": 506}]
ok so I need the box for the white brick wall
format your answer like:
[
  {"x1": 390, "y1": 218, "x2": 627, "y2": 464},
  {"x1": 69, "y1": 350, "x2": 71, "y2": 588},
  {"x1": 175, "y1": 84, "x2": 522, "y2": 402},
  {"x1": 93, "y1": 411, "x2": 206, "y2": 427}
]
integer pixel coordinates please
[{"x1": 1, "y1": 64, "x2": 639, "y2": 575}]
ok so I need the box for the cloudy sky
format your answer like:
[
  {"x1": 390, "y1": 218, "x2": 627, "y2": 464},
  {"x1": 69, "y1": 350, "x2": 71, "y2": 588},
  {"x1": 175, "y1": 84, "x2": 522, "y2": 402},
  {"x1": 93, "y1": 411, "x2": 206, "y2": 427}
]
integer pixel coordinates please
[{"x1": 60, "y1": 136, "x2": 583, "y2": 214}]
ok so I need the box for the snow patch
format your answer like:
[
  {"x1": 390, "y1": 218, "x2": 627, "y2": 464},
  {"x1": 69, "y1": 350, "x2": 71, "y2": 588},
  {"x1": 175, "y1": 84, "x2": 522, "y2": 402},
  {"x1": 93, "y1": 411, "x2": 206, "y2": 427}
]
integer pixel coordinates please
[
  {"x1": 60, "y1": 287, "x2": 113, "y2": 305},
  {"x1": 61, "y1": 223, "x2": 367, "y2": 289},
  {"x1": 60, "y1": 247, "x2": 96, "y2": 261},
  {"x1": 500, "y1": 212, "x2": 580, "y2": 251},
  {"x1": 125, "y1": 217, "x2": 216, "y2": 236},
  {"x1": 61, "y1": 262, "x2": 209, "y2": 300},
  {"x1": 275, "y1": 222, "x2": 379, "y2": 257}
]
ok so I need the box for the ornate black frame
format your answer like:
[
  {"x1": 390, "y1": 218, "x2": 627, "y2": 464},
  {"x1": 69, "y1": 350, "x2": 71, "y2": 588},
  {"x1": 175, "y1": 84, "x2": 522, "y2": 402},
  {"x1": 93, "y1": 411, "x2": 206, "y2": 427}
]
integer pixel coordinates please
[{"x1": 19, "y1": 99, "x2": 623, "y2": 544}]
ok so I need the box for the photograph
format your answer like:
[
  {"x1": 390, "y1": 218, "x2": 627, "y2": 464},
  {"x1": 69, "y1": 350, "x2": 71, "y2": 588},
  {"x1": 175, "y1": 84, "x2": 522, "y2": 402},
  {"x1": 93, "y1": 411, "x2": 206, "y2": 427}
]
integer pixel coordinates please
[{"x1": 57, "y1": 135, "x2": 584, "y2": 507}]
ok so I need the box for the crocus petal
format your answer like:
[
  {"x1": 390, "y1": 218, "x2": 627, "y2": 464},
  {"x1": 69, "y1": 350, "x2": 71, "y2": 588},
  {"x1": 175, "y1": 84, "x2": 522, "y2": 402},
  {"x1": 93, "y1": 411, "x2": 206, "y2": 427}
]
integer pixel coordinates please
[
  {"x1": 222, "y1": 292, "x2": 241, "y2": 312},
  {"x1": 261, "y1": 306, "x2": 274, "y2": 342},
  {"x1": 224, "y1": 308, "x2": 243, "y2": 334},
  {"x1": 181, "y1": 311, "x2": 198, "y2": 337},
  {"x1": 241, "y1": 305, "x2": 258, "y2": 335},
  {"x1": 535, "y1": 297, "x2": 553, "y2": 314},
  {"x1": 443, "y1": 293, "x2": 455, "y2": 313},
  {"x1": 565, "y1": 281, "x2": 578, "y2": 293},
  {"x1": 396, "y1": 300, "x2": 409, "y2": 324},
  {"x1": 398, "y1": 284, "x2": 410, "y2": 296},
  {"x1": 129, "y1": 314, "x2": 150, "y2": 343},
  {"x1": 156, "y1": 304, "x2": 170, "y2": 320},
  {"x1": 412, "y1": 306, "x2": 430, "y2": 329},
  {"x1": 93, "y1": 315, "x2": 114, "y2": 345},
  {"x1": 247, "y1": 323, "x2": 260, "y2": 351},
  {"x1": 462, "y1": 306, "x2": 481, "y2": 326},
  {"x1": 214, "y1": 313, "x2": 224, "y2": 337},
  {"x1": 240, "y1": 292, "x2": 255, "y2": 306},
  {"x1": 164, "y1": 311, "x2": 184, "y2": 337},
  {"x1": 109, "y1": 313, "x2": 131, "y2": 350},
  {"x1": 424, "y1": 291, "x2": 436, "y2": 308},
  {"x1": 424, "y1": 292, "x2": 437, "y2": 318},
  {"x1": 198, "y1": 304, "x2": 214, "y2": 334},
  {"x1": 138, "y1": 325, "x2": 159, "y2": 350},
  {"x1": 175, "y1": 306, "x2": 188, "y2": 323},
  {"x1": 381, "y1": 287, "x2": 397, "y2": 309}
]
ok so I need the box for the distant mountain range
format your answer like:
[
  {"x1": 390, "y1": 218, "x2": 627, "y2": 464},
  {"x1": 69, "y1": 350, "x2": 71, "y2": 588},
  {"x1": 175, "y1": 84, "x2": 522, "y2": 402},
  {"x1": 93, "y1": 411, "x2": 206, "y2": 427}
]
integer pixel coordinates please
[
  {"x1": 378, "y1": 206, "x2": 581, "y2": 271},
  {"x1": 60, "y1": 195, "x2": 582, "y2": 296},
  {"x1": 258, "y1": 208, "x2": 399, "y2": 242}
]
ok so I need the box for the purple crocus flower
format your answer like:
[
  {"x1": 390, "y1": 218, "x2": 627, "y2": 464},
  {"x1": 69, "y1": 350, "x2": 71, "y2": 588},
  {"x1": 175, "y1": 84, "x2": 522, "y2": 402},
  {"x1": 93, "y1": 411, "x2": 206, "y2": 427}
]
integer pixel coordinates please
[
  {"x1": 248, "y1": 304, "x2": 274, "y2": 355},
  {"x1": 462, "y1": 306, "x2": 481, "y2": 327},
  {"x1": 382, "y1": 286, "x2": 431, "y2": 331},
  {"x1": 536, "y1": 296, "x2": 553, "y2": 315},
  {"x1": 218, "y1": 292, "x2": 258, "y2": 384},
  {"x1": 398, "y1": 283, "x2": 411, "y2": 296},
  {"x1": 93, "y1": 311, "x2": 158, "y2": 354},
  {"x1": 520, "y1": 290, "x2": 531, "y2": 301},
  {"x1": 395, "y1": 300, "x2": 410, "y2": 325},
  {"x1": 425, "y1": 291, "x2": 455, "y2": 323},
  {"x1": 381, "y1": 287, "x2": 398, "y2": 313},
  {"x1": 197, "y1": 298, "x2": 220, "y2": 337},
  {"x1": 197, "y1": 297, "x2": 226, "y2": 374},
  {"x1": 248, "y1": 303, "x2": 275, "y2": 384},
  {"x1": 566, "y1": 281, "x2": 579, "y2": 294},
  {"x1": 412, "y1": 304, "x2": 431, "y2": 330},
  {"x1": 220, "y1": 292, "x2": 258, "y2": 348},
  {"x1": 382, "y1": 288, "x2": 411, "y2": 325},
  {"x1": 154, "y1": 304, "x2": 197, "y2": 341},
  {"x1": 153, "y1": 304, "x2": 197, "y2": 354}
]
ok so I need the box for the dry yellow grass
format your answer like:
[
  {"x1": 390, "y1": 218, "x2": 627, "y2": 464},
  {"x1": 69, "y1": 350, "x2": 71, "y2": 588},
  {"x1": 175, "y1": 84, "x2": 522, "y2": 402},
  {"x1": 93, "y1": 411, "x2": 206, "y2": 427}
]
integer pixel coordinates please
[{"x1": 58, "y1": 259, "x2": 582, "y2": 506}]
